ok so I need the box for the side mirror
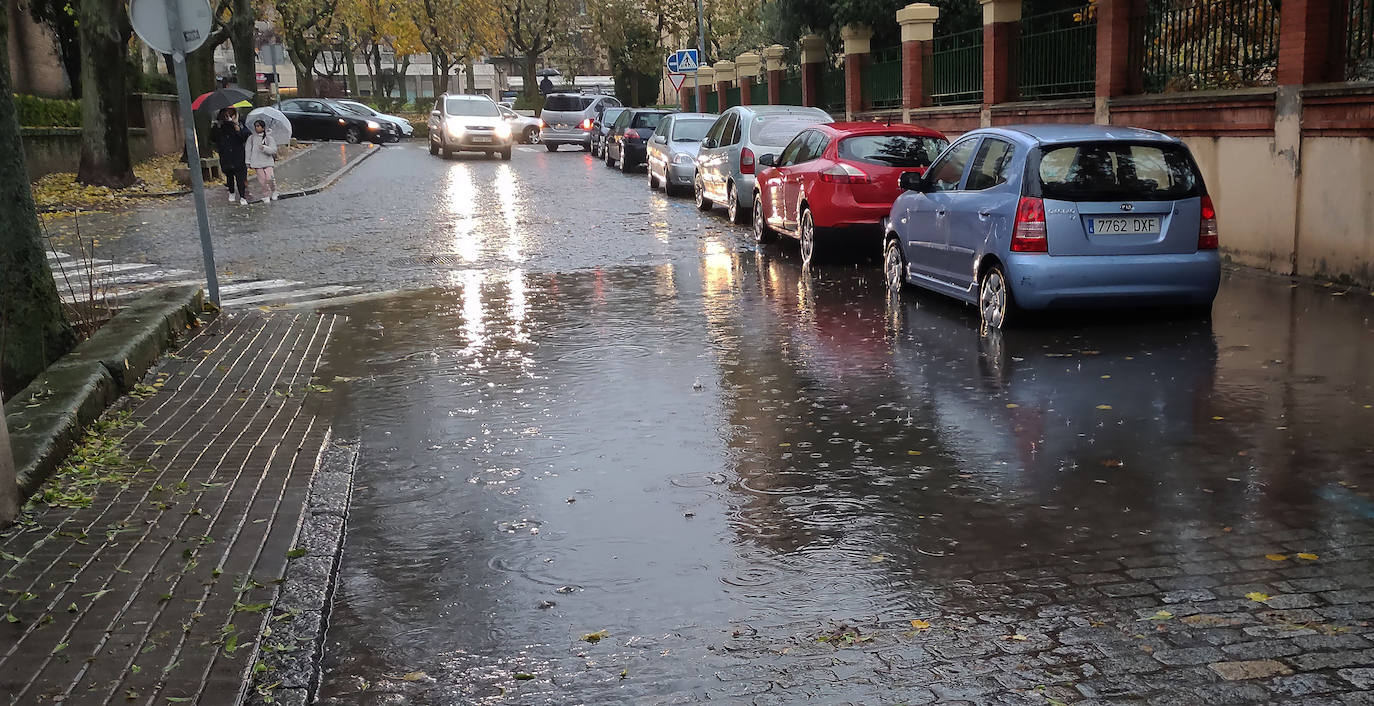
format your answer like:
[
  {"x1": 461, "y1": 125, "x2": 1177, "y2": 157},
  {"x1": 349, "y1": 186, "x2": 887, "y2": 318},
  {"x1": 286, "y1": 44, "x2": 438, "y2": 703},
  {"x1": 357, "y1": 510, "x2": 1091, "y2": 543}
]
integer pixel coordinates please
[
  {"x1": 701, "y1": 137, "x2": 716, "y2": 149},
  {"x1": 899, "y1": 171, "x2": 927, "y2": 192},
  {"x1": 757, "y1": 153, "x2": 776, "y2": 167},
  {"x1": 431, "y1": 110, "x2": 441, "y2": 117},
  {"x1": 653, "y1": 134, "x2": 667, "y2": 144}
]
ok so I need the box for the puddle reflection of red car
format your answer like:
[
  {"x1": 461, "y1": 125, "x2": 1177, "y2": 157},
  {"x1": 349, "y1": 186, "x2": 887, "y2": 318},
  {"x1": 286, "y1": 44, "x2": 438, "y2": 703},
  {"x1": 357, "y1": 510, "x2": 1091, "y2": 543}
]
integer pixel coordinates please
[{"x1": 753, "y1": 122, "x2": 948, "y2": 266}]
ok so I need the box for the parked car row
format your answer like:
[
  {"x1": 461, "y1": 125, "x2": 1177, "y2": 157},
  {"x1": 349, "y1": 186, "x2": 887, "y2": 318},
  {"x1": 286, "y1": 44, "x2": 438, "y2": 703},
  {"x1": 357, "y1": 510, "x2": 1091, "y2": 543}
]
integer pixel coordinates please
[
  {"x1": 276, "y1": 98, "x2": 407, "y2": 144},
  {"x1": 578, "y1": 103, "x2": 1222, "y2": 328}
]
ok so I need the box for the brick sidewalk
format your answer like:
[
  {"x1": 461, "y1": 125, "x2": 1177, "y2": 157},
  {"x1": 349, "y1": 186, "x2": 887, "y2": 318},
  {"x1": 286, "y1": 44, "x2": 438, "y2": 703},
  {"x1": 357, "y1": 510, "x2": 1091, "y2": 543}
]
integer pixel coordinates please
[{"x1": 0, "y1": 312, "x2": 340, "y2": 704}]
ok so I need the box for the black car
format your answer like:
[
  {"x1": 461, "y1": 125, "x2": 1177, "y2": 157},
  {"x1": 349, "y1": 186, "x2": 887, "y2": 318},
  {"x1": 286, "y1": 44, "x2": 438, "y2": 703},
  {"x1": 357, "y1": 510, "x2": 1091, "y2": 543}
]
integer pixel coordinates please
[
  {"x1": 276, "y1": 98, "x2": 397, "y2": 144},
  {"x1": 604, "y1": 109, "x2": 671, "y2": 172},
  {"x1": 590, "y1": 107, "x2": 627, "y2": 159}
]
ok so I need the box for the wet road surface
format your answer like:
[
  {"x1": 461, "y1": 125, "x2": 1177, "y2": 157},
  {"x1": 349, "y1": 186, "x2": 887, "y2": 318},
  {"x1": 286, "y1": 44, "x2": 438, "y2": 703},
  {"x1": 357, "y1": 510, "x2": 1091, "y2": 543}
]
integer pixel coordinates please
[{"x1": 270, "y1": 143, "x2": 1374, "y2": 705}]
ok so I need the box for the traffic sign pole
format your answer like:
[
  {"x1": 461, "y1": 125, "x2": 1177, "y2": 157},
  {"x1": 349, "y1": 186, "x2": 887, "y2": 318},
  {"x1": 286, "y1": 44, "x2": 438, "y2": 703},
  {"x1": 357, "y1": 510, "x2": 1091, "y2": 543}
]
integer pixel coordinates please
[{"x1": 165, "y1": 0, "x2": 220, "y2": 305}]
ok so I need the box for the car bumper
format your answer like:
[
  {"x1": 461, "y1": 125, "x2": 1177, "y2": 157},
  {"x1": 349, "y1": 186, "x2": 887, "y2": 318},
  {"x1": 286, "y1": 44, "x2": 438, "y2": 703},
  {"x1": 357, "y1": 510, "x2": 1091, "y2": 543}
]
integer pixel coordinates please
[
  {"x1": 667, "y1": 162, "x2": 696, "y2": 185},
  {"x1": 542, "y1": 128, "x2": 591, "y2": 146},
  {"x1": 734, "y1": 173, "x2": 757, "y2": 206},
  {"x1": 1006, "y1": 251, "x2": 1221, "y2": 310},
  {"x1": 439, "y1": 132, "x2": 513, "y2": 149},
  {"x1": 621, "y1": 143, "x2": 647, "y2": 164}
]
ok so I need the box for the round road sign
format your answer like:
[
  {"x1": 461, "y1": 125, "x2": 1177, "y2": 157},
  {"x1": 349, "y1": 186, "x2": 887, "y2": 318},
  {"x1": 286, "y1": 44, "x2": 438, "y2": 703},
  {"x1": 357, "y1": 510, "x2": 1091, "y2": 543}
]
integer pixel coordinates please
[{"x1": 129, "y1": 0, "x2": 213, "y2": 55}]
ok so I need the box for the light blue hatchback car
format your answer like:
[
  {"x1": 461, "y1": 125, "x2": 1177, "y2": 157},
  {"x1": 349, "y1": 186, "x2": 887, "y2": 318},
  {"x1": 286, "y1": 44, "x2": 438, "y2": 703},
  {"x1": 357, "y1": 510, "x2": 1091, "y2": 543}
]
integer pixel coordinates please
[{"x1": 883, "y1": 125, "x2": 1220, "y2": 328}]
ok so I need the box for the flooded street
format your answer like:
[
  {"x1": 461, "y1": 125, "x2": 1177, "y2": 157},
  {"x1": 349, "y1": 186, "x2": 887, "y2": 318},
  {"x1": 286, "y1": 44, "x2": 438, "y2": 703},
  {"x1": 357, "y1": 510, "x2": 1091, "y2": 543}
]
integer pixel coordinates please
[{"x1": 209, "y1": 144, "x2": 1374, "y2": 704}]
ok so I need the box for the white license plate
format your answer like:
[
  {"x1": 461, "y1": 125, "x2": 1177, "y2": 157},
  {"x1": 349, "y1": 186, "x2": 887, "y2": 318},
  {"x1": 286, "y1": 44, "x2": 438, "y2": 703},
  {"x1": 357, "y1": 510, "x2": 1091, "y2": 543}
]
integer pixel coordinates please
[
  {"x1": 1088, "y1": 216, "x2": 1160, "y2": 235},
  {"x1": 471, "y1": 135, "x2": 492, "y2": 144}
]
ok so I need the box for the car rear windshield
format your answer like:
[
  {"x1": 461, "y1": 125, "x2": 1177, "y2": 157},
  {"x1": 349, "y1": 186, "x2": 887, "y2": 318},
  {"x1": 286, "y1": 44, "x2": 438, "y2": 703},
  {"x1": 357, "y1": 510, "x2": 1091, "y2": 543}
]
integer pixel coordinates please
[
  {"x1": 445, "y1": 98, "x2": 500, "y2": 117},
  {"x1": 1036, "y1": 142, "x2": 1202, "y2": 201},
  {"x1": 751, "y1": 116, "x2": 829, "y2": 147},
  {"x1": 602, "y1": 108, "x2": 626, "y2": 123},
  {"x1": 672, "y1": 119, "x2": 714, "y2": 141},
  {"x1": 544, "y1": 95, "x2": 595, "y2": 112},
  {"x1": 838, "y1": 135, "x2": 948, "y2": 168},
  {"x1": 631, "y1": 113, "x2": 665, "y2": 129}
]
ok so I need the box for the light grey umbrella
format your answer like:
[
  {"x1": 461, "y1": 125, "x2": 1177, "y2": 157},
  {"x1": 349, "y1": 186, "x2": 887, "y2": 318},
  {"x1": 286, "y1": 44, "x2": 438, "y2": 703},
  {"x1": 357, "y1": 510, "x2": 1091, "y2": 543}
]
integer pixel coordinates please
[{"x1": 245, "y1": 106, "x2": 293, "y2": 145}]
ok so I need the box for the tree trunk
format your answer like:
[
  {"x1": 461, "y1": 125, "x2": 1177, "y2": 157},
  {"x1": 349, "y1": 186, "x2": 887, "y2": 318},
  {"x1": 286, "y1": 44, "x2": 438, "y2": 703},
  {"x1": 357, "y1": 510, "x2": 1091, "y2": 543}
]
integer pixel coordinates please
[
  {"x1": 230, "y1": 0, "x2": 257, "y2": 94},
  {"x1": 436, "y1": 60, "x2": 450, "y2": 95},
  {"x1": 369, "y1": 43, "x2": 382, "y2": 97},
  {"x1": 398, "y1": 55, "x2": 411, "y2": 103},
  {"x1": 76, "y1": 0, "x2": 135, "y2": 188},
  {"x1": 0, "y1": 8, "x2": 76, "y2": 398},
  {"x1": 524, "y1": 51, "x2": 539, "y2": 99},
  {"x1": 465, "y1": 58, "x2": 476, "y2": 94},
  {"x1": 345, "y1": 47, "x2": 360, "y2": 96}
]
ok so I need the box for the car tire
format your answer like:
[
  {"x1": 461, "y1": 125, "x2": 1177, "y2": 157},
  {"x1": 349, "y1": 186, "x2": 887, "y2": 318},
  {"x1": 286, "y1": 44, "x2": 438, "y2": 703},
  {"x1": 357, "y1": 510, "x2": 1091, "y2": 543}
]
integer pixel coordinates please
[
  {"x1": 883, "y1": 238, "x2": 906, "y2": 293},
  {"x1": 752, "y1": 191, "x2": 776, "y2": 244},
  {"x1": 546, "y1": 143, "x2": 558, "y2": 152},
  {"x1": 620, "y1": 151, "x2": 632, "y2": 173},
  {"x1": 581, "y1": 143, "x2": 590, "y2": 152},
  {"x1": 501, "y1": 147, "x2": 512, "y2": 160},
  {"x1": 524, "y1": 126, "x2": 540, "y2": 144},
  {"x1": 346, "y1": 126, "x2": 363, "y2": 144},
  {"x1": 429, "y1": 141, "x2": 438, "y2": 156},
  {"x1": 648, "y1": 167, "x2": 659, "y2": 190},
  {"x1": 695, "y1": 176, "x2": 713, "y2": 211},
  {"x1": 728, "y1": 183, "x2": 749, "y2": 225},
  {"x1": 979, "y1": 263, "x2": 1019, "y2": 330},
  {"x1": 799, "y1": 208, "x2": 817, "y2": 267}
]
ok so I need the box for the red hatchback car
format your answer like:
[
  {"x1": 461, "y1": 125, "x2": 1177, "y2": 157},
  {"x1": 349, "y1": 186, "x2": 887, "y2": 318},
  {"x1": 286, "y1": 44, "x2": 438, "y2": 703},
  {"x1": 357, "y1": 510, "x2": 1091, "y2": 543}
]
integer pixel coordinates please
[{"x1": 752, "y1": 122, "x2": 948, "y2": 266}]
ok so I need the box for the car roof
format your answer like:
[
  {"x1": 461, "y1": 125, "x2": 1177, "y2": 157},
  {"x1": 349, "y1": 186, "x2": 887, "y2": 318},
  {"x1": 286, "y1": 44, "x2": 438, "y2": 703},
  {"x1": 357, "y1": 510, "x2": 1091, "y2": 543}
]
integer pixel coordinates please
[
  {"x1": 734, "y1": 105, "x2": 830, "y2": 117},
  {"x1": 819, "y1": 121, "x2": 947, "y2": 139},
  {"x1": 626, "y1": 108, "x2": 673, "y2": 114},
  {"x1": 984, "y1": 124, "x2": 1177, "y2": 145},
  {"x1": 672, "y1": 112, "x2": 719, "y2": 120}
]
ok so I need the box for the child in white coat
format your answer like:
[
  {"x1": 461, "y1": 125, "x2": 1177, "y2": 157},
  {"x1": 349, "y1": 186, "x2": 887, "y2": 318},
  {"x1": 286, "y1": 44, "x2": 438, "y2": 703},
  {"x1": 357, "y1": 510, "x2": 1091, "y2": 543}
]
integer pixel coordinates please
[{"x1": 246, "y1": 120, "x2": 280, "y2": 202}]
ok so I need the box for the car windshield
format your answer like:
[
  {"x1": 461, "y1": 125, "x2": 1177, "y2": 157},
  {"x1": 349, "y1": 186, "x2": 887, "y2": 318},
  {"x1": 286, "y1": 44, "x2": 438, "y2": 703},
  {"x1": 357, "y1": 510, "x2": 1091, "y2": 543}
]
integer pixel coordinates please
[
  {"x1": 445, "y1": 98, "x2": 500, "y2": 117},
  {"x1": 839, "y1": 135, "x2": 948, "y2": 168},
  {"x1": 672, "y1": 119, "x2": 714, "y2": 142},
  {"x1": 752, "y1": 116, "x2": 829, "y2": 147},
  {"x1": 631, "y1": 113, "x2": 664, "y2": 129},
  {"x1": 1038, "y1": 142, "x2": 1202, "y2": 201},
  {"x1": 545, "y1": 95, "x2": 595, "y2": 112}
]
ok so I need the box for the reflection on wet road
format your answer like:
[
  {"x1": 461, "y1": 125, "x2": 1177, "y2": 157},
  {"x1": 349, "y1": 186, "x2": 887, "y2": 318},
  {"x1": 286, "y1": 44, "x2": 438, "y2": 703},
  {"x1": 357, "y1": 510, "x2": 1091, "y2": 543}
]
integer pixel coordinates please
[{"x1": 311, "y1": 148, "x2": 1374, "y2": 704}]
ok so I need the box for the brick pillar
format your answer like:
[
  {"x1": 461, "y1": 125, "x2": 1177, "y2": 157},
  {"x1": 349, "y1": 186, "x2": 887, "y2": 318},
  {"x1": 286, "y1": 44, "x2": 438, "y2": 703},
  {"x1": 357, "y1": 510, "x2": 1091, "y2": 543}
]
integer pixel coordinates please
[
  {"x1": 679, "y1": 84, "x2": 691, "y2": 111},
  {"x1": 898, "y1": 3, "x2": 939, "y2": 121},
  {"x1": 1094, "y1": 0, "x2": 1143, "y2": 122},
  {"x1": 1277, "y1": 0, "x2": 1338, "y2": 85},
  {"x1": 714, "y1": 60, "x2": 736, "y2": 109},
  {"x1": 800, "y1": 34, "x2": 826, "y2": 108},
  {"x1": 980, "y1": 0, "x2": 1020, "y2": 109},
  {"x1": 763, "y1": 44, "x2": 786, "y2": 104},
  {"x1": 736, "y1": 52, "x2": 760, "y2": 106},
  {"x1": 695, "y1": 66, "x2": 714, "y2": 111},
  {"x1": 841, "y1": 25, "x2": 873, "y2": 120}
]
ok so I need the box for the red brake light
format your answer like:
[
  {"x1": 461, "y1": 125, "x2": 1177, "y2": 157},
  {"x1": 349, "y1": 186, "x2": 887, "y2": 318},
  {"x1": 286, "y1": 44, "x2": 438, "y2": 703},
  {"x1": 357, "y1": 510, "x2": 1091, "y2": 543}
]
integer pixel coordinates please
[
  {"x1": 1198, "y1": 195, "x2": 1218, "y2": 250},
  {"x1": 739, "y1": 147, "x2": 756, "y2": 175},
  {"x1": 1011, "y1": 197, "x2": 1047, "y2": 252},
  {"x1": 579, "y1": 118, "x2": 593, "y2": 130},
  {"x1": 818, "y1": 163, "x2": 871, "y2": 184},
  {"x1": 624, "y1": 129, "x2": 641, "y2": 140}
]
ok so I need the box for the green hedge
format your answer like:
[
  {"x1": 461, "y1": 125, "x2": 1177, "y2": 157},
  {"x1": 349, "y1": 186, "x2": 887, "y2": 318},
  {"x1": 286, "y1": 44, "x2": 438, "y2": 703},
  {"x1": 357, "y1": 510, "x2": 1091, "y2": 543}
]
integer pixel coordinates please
[
  {"x1": 513, "y1": 94, "x2": 545, "y2": 113},
  {"x1": 14, "y1": 94, "x2": 81, "y2": 127}
]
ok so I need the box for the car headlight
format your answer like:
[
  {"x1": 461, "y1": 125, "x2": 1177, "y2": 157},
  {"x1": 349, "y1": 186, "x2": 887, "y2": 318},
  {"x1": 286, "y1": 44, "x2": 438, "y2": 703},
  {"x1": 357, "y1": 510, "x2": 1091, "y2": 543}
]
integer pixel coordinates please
[
  {"x1": 671, "y1": 153, "x2": 693, "y2": 165},
  {"x1": 366, "y1": 120, "x2": 381, "y2": 130},
  {"x1": 446, "y1": 119, "x2": 464, "y2": 137},
  {"x1": 494, "y1": 123, "x2": 512, "y2": 139}
]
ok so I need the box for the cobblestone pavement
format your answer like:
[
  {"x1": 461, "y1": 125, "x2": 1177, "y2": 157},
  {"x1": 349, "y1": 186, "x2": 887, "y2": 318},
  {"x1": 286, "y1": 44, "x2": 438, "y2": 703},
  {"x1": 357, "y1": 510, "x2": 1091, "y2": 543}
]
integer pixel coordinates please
[{"x1": 0, "y1": 312, "x2": 340, "y2": 704}]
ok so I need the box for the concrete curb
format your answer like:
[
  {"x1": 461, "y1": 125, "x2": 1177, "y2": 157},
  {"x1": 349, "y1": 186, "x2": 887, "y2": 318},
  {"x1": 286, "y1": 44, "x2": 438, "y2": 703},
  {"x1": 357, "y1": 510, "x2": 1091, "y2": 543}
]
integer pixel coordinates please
[
  {"x1": 276, "y1": 144, "x2": 381, "y2": 201},
  {"x1": 244, "y1": 435, "x2": 358, "y2": 706},
  {"x1": 4, "y1": 285, "x2": 204, "y2": 498}
]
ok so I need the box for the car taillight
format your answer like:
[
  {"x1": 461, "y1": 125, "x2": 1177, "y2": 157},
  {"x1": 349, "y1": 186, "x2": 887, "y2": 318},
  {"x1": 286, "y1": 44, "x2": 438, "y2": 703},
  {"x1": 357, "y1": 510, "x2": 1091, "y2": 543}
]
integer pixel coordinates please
[
  {"x1": 579, "y1": 118, "x2": 593, "y2": 130},
  {"x1": 624, "y1": 129, "x2": 641, "y2": 140},
  {"x1": 1198, "y1": 195, "x2": 1218, "y2": 250},
  {"x1": 740, "y1": 147, "x2": 755, "y2": 175},
  {"x1": 818, "y1": 163, "x2": 871, "y2": 184},
  {"x1": 1011, "y1": 197, "x2": 1047, "y2": 252}
]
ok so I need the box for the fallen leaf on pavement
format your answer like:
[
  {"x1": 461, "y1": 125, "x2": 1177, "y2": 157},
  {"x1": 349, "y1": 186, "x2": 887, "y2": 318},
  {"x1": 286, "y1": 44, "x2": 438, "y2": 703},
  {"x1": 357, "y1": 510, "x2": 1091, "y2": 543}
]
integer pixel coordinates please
[
  {"x1": 910, "y1": 619, "x2": 930, "y2": 630},
  {"x1": 1245, "y1": 592, "x2": 1271, "y2": 602},
  {"x1": 1265, "y1": 553, "x2": 1288, "y2": 561},
  {"x1": 581, "y1": 630, "x2": 609, "y2": 643},
  {"x1": 1296, "y1": 552, "x2": 1319, "y2": 560},
  {"x1": 401, "y1": 671, "x2": 428, "y2": 681},
  {"x1": 1145, "y1": 610, "x2": 1173, "y2": 621}
]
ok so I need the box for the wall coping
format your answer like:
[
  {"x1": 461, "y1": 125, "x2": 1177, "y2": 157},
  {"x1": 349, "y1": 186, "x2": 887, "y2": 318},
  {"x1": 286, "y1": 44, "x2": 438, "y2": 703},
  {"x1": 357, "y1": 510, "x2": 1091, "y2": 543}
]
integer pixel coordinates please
[
  {"x1": 1110, "y1": 87, "x2": 1276, "y2": 108},
  {"x1": 990, "y1": 98, "x2": 1094, "y2": 113},
  {"x1": 910, "y1": 104, "x2": 983, "y2": 117},
  {"x1": 22, "y1": 127, "x2": 150, "y2": 137},
  {"x1": 133, "y1": 93, "x2": 179, "y2": 102},
  {"x1": 1301, "y1": 81, "x2": 1374, "y2": 99}
]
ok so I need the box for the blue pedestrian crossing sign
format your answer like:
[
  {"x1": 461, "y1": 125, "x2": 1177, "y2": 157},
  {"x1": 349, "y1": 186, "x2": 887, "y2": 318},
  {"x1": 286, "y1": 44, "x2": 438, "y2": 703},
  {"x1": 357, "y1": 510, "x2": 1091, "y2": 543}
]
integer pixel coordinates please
[{"x1": 666, "y1": 49, "x2": 700, "y2": 73}]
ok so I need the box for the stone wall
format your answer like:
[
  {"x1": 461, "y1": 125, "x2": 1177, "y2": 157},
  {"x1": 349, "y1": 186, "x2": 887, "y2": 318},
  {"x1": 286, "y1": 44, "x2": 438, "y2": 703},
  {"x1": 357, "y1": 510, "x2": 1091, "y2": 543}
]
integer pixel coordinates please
[
  {"x1": 21, "y1": 129, "x2": 156, "y2": 181},
  {"x1": 5, "y1": 2, "x2": 69, "y2": 98}
]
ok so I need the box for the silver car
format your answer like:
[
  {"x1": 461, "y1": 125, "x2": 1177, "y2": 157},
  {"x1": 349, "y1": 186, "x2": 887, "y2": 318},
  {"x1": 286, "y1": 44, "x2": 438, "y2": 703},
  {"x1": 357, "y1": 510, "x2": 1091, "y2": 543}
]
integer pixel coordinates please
[
  {"x1": 539, "y1": 93, "x2": 623, "y2": 152},
  {"x1": 498, "y1": 105, "x2": 542, "y2": 144},
  {"x1": 334, "y1": 100, "x2": 413, "y2": 138},
  {"x1": 694, "y1": 105, "x2": 833, "y2": 223},
  {"x1": 646, "y1": 112, "x2": 718, "y2": 196}
]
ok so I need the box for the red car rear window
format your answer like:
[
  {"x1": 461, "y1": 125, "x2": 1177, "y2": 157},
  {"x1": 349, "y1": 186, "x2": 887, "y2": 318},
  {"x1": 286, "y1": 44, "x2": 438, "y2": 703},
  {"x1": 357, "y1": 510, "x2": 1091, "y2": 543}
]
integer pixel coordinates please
[{"x1": 838, "y1": 135, "x2": 948, "y2": 168}]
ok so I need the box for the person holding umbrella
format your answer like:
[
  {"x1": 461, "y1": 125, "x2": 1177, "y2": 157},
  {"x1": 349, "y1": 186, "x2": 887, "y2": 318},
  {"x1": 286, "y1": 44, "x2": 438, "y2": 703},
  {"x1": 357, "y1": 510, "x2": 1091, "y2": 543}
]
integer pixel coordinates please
[
  {"x1": 246, "y1": 119, "x2": 280, "y2": 202},
  {"x1": 210, "y1": 107, "x2": 252, "y2": 205}
]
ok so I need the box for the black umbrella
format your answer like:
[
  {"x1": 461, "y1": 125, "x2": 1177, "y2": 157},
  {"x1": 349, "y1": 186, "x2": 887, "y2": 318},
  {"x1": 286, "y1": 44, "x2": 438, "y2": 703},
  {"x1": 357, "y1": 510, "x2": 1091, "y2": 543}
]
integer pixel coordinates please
[
  {"x1": 536, "y1": 67, "x2": 562, "y2": 77},
  {"x1": 192, "y1": 87, "x2": 255, "y2": 114}
]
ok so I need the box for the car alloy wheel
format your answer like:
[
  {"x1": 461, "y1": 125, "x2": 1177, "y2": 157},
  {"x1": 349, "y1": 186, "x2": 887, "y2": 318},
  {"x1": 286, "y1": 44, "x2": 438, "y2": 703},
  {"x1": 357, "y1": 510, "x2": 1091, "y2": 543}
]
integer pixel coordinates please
[
  {"x1": 800, "y1": 209, "x2": 816, "y2": 267},
  {"x1": 695, "y1": 176, "x2": 712, "y2": 211},
  {"x1": 980, "y1": 265, "x2": 1012, "y2": 329},
  {"x1": 752, "y1": 192, "x2": 775, "y2": 243},
  {"x1": 429, "y1": 140, "x2": 438, "y2": 155},
  {"x1": 727, "y1": 184, "x2": 748, "y2": 224},
  {"x1": 884, "y1": 239, "x2": 905, "y2": 292},
  {"x1": 524, "y1": 126, "x2": 540, "y2": 144},
  {"x1": 346, "y1": 126, "x2": 362, "y2": 144}
]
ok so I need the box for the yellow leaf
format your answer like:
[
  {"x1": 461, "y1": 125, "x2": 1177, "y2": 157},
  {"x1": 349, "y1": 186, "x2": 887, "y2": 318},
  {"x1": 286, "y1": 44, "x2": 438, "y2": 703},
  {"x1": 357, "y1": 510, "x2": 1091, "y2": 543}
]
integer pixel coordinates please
[
  {"x1": 910, "y1": 619, "x2": 930, "y2": 630},
  {"x1": 581, "y1": 629, "x2": 609, "y2": 643},
  {"x1": 1245, "y1": 592, "x2": 1271, "y2": 602},
  {"x1": 1265, "y1": 553, "x2": 1289, "y2": 561},
  {"x1": 401, "y1": 671, "x2": 427, "y2": 681},
  {"x1": 1005, "y1": 634, "x2": 1029, "y2": 641},
  {"x1": 778, "y1": 443, "x2": 791, "y2": 447},
  {"x1": 1005, "y1": 403, "x2": 1019, "y2": 408},
  {"x1": 1212, "y1": 416, "x2": 1225, "y2": 420},
  {"x1": 907, "y1": 450, "x2": 922, "y2": 455},
  {"x1": 870, "y1": 554, "x2": 886, "y2": 563},
  {"x1": 1145, "y1": 610, "x2": 1173, "y2": 621},
  {"x1": 1096, "y1": 404, "x2": 1113, "y2": 410},
  {"x1": 1296, "y1": 552, "x2": 1319, "y2": 560}
]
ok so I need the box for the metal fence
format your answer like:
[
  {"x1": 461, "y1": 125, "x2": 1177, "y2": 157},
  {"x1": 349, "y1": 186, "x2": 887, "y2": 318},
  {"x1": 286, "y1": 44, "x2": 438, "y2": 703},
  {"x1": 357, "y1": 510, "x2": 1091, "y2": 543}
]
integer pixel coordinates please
[
  {"x1": 706, "y1": 91, "x2": 719, "y2": 113},
  {"x1": 685, "y1": 90, "x2": 696, "y2": 111},
  {"x1": 751, "y1": 78, "x2": 769, "y2": 105},
  {"x1": 1131, "y1": 0, "x2": 1280, "y2": 92},
  {"x1": 931, "y1": 27, "x2": 984, "y2": 105},
  {"x1": 781, "y1": 67, "x2": 803, "y2": 105},
  {"x1": 820, "y1": 65, "x2": 846, "y2": 113},
  {"x1": 863, "y1": 45, "x2": 904, "y2": 109},
  {"x1": 1351, "y1": 0, "x2": 1374, "y2": 80},
  {"x1": 726, "y1": 85, "x2": 741, "y2": 108},
  {"x1": 1020, "y1": 7, "x2": 1097, "y2": 99}
]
